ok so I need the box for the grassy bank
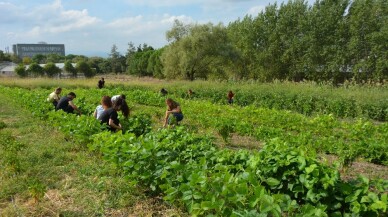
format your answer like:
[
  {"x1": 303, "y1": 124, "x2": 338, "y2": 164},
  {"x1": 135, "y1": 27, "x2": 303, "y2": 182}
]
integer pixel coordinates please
[{"x1": 0, "y1": 92, "x2": 185, "y2": 216}]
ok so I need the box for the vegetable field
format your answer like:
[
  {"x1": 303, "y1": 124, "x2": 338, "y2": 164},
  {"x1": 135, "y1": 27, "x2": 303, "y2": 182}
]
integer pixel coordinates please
[{"x1": 0, "y1": 80, "x2": 387, "y2": 216}]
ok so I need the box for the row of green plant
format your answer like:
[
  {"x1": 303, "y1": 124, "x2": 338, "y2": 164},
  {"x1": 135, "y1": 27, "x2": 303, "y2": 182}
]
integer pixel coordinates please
[
  {"x1": 134, "y1": 84, "x2": 388, "y2": 121},
  {"x1": 88, "y1": 129, "x2": 388, "y2": 216},
  {"x1": 78, "y1": 86, "x2": 388, "y2": 166},
  {"x1": 1, "y1": 86, "x2": 387, "y2": 216},
  {"x1": 2, "y1": 85, "x2": 387, "y2": 167}
]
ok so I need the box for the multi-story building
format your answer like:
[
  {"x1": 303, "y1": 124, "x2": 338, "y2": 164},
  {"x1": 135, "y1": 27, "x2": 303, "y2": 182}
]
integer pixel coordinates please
[{"x1": 12, "y1": 43, "x2": 65, "y2": 59}]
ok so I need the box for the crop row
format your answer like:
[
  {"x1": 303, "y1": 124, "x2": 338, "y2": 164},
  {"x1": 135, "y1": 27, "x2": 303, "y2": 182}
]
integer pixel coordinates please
[
  {"x1": 0, "y1": 86, "x2": 387, "y2": 216},
  {"x1": 72, "y1": 87, "x2": 388, "y2": 166},
  {"x1": 121, "y1": 84, "x2": 388, "y2": 121}
]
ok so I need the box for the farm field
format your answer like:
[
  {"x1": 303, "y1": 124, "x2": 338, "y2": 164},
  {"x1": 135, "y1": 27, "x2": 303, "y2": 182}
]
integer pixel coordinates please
[{"x1": 0, "y1": 77, "x2": 387, "y2": 216}]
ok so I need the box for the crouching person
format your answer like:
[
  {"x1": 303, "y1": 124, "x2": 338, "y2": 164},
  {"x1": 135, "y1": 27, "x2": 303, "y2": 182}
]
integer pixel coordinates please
[
  {"x1": 56, "y1": 92, "x2": 81, "y2": 115},
  {"x1": 98, "y1": 96, "x2": 124, "y2": 132},
  {"x1": 163, "y1": 98, "x2": 183, "y2": 127}
]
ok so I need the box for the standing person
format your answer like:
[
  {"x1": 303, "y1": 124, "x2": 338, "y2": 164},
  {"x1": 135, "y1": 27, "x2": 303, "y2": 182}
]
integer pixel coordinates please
[
  {"x1": 227, "y1": 90, "x2": 235, "y2": 104},
  {"x1": 163, "y1": 98, "x2": 183, "y2": 127},
  {"x1": 98, "y1": 97, "x2": 124, "y2": 132},
  {"x1": 47, "y1": 87, "x2": 62, "y2": 107},
  {"x1": 111, "y1": 94, "x2": 130, "y2": 118},
  {"x1": 93, "y1": 96, "x2": 111, "y2": 119},
  {"x1": 56, "y1": 92, "x2": 81, "y2": 115},
  {"x1": 98, "y1": 77, "x2": 105, "y2": 89}
]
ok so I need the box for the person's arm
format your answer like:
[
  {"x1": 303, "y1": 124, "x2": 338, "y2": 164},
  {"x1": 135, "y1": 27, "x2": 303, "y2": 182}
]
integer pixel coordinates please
[
  {"x1": 109, "y1": 118, "x2": 122, "y2": 130},
  {"x1": 163, "y1": 110, "x2": 170, "y2": 127},
  {"x1": 69, "y1": 101, "x2": 81, "y2": 115},
  {"x1": 171, "y1": 106, "x2": 181, "y2": 113},
  {"x1": 93, "y1": 109, "x2": 97, "y2": 118}
]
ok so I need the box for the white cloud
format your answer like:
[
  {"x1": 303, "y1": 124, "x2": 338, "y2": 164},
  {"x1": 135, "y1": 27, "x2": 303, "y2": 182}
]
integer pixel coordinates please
[
  {"x1": 106, "y1": 16, "x2": 143, "y2": 28},
  {"x1": 247, "y1": 6, "x2": 265, "y2": 16}
]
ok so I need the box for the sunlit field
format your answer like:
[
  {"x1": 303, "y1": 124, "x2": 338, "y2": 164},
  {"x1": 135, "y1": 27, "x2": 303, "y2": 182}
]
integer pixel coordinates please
[{"x1": 0, "y1": 76, "x2": 387, "y2": 216}]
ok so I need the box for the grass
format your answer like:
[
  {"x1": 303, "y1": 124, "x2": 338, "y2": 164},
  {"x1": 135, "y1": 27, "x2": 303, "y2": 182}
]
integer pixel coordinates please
[{"x1": 0, "y1": 92, "x2": 186, "y2": 216}]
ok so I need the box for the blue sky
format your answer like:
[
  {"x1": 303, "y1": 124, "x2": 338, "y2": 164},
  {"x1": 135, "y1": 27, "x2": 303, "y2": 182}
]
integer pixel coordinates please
[{"x1": 0, "y1": 0, "x2": 314, "y2": 57}]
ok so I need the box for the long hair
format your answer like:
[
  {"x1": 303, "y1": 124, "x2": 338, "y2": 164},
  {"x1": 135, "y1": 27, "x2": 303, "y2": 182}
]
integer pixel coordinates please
[
  {"x1": 113, "y1": 97, "x2": 130, "y2": 118},
  {"x1": 166, "y1": 98, "x2": 179, "y2": 111}
]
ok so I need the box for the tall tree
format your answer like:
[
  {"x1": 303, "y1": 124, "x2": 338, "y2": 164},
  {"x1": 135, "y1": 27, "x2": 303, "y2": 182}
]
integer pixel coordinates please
[
  {"x1": 109, "y1": 44, "x2": 121, "y2": 73},
  {"x1": 162, "y1": 22, "x2": 236, "y2": 80}
]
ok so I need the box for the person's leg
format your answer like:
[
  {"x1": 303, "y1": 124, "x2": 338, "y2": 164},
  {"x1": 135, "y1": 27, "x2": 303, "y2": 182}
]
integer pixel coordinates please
[{"x1": 173, "y1": 113, "x2": 183, "y2": 125}]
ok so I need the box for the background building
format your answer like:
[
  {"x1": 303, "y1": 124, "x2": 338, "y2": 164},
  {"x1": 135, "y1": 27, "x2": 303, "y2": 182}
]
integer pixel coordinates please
[{"x1": 12, "y1": 43, "x2": 65, "y2": 59}]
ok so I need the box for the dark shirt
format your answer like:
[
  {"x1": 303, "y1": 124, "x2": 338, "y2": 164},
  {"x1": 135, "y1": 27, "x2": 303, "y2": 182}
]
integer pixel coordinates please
[
  {"x1": 98, "y1": 80, "x2": 105, "y2": 89},
  {"x1": 98, "y1": 108, "x2": 119, "y2": 131},
  {"x1": 56, "y1": 96, "x2": 71, "y2": 112}
]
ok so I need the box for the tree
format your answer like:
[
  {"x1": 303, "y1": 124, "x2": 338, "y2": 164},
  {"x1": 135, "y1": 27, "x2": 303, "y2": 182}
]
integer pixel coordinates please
[
  {"x1": 162, "y1": 22, "x2": 236, "y2": 80},
  {"x1": 15, "y1": 64, "x2": 27, "y2": 77},
  {"x1": 46, "y1": 53, "x2": 64, "y2": 63},
  {"x1": 28, "y1": 62, "x2": 44, "y2": 77},
  {"x1": 76, "y1": 61, "x2": 94, "y2": 78},
  {"x1": 147, "y1": 48, "x2": 164, "y2": 78},
  {"x1": 166, "y1": 19, "x2": 190, "y2": 42},
  {"x1": 109, "y1": 44, "x2": 121, "y2": 73},
  {"x1": 22, "y1": 57, "x2": 32, "y2": 65},
  {"x1": 32, "y1": 54, "x2": 46, "y2": 64},
  {"x1": 64, "y1": 60, "x2": 77, "y2": 77},
  {"x1": 88, "y1": 57, "x2": 105, "y2": 74},
  {"x1": 44, "y1": 62, "x2": 61, "y2": 77}
]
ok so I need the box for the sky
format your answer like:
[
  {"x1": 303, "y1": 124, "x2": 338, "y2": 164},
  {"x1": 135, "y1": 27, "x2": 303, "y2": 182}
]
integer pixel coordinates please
[{"x1": 0, "y1": 0, "x2": 314, "y2": 57}]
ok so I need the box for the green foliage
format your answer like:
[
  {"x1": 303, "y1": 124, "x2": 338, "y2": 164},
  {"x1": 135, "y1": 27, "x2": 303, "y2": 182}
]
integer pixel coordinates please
[
  {"x1": 162, "y1": 22, "x2": 237, "y2": 80},
  {"x1": 27, "y1": 62, "x2": 44, "y2": 77},
  {"x1": 64, "y1": 60, "x2": 77, "y2": 77},
  {"x1": 44, "y1": 62, "x2": 61, "y2": 77},
  {"x1": 28, "y1": 179, "x2": 46, "y2": 203},
  {"x1": 32, "y1": 54, "x2": 46, "y2": 64},
  {"x1": 15, "y1": 64, "x2": 27, "y2": 77},
  {"x1": 122, "y1": 114, "x2": 152, "y2": 137},
  {"x1": 0, "y1": 121, "x2": 6, "y2": 129},
  {"x1": 76, "y1": 61, "x2": 95, "y2": 78},
  {"x1": 1, "y1": 84, "x2": 387, "y2": 216}
]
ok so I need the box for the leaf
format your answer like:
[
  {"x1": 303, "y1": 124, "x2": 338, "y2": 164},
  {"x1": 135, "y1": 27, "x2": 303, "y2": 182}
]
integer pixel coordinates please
[
  {"x1": 201, "y1": 201, "x2": 213, "y2": 210},
  {"x1": 370, "y1": 201, "x2": 386, "y2": 211},
  {"x1": 266, "y1": 177, "x2": 280, "y2": 186}
]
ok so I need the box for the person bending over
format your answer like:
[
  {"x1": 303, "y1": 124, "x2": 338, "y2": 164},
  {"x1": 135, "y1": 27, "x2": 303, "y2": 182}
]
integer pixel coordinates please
[
  {"x1": 56, "y1": 92, "x2": 81, "y2": 115},
  {"x1": 98, "y1": 97, "x2": 126, "y2": 132},
  {"x1": 111, "y1": 94, "x2": 130, "y2": 118},
  {"x1": 47, "y1": 87, "x2": 62, "y2": 107},
  {"x1": 93, "y1": 96, "x2": 111, "y2": 119}
]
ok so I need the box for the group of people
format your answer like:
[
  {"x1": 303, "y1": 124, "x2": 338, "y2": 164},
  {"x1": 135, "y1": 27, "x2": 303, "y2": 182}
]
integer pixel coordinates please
[
  {"x1": 47, "y1": 87, "x2": 81, "y2": 115},
  {"x1": 93, "y1": 94, "x2": 130, "y2": 131},
  {"x1": 46, "y1": 87, "x2": 185, "y2": 132},
  {"x1": 47, "y1": 86, "x2": 235, "y2": 132}
]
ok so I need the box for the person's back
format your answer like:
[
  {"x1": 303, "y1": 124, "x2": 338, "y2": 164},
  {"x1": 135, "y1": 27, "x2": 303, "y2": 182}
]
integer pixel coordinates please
[
  {"x1": 98, "y1": 107, "x2": 119, "y2": 131},
  {"x1": 56, "y1": 96, "x2": 70, "y2": 111}
]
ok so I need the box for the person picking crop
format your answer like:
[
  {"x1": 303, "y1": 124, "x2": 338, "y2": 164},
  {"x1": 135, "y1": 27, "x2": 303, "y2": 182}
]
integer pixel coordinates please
[{"x1": 163, "y1": 98, "x2": 183, "y2": 127}]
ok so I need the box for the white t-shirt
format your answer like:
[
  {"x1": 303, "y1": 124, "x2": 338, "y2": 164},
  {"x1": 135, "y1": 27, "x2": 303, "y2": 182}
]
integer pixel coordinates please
[
  {"x1": 111, "y1": 95, "x2": 120, "y2": 103},
  {"x1": 94, "y1": 105, "x2": 104, "y2": 119}
]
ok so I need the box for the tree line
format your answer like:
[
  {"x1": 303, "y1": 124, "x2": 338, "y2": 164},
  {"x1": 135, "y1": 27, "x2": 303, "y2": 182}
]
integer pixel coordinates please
[{"x1": 1, "y1": 0, "x2": 386, "y2": 83}]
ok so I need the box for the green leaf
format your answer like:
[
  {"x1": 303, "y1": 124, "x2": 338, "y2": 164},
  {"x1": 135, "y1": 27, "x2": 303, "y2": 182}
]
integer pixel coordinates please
[{"x1": 266, "y1": 177, "x2": 280, "y2": 186}]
